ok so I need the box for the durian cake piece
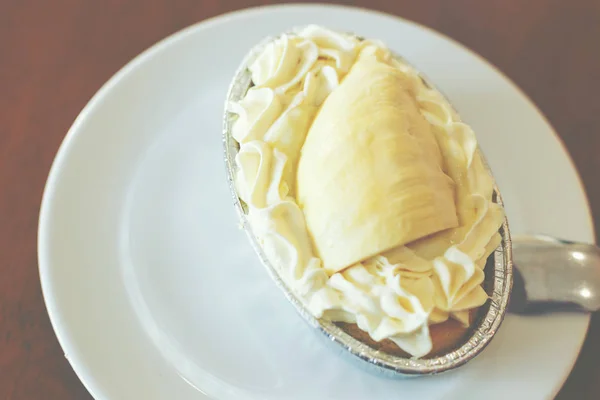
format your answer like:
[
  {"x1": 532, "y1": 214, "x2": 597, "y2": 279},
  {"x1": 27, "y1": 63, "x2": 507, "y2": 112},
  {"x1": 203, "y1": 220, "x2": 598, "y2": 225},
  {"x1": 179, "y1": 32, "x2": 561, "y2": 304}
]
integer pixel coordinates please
[{"x1": 296, "y1": 56, "x2": 459, "y2": 274}]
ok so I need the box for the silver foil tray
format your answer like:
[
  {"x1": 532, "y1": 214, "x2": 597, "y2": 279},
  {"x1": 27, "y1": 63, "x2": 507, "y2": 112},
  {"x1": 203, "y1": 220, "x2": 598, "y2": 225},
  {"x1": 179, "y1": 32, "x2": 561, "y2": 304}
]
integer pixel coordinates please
[{"x1": 222, "y1": 27, "x2": 513, "y2": 377}]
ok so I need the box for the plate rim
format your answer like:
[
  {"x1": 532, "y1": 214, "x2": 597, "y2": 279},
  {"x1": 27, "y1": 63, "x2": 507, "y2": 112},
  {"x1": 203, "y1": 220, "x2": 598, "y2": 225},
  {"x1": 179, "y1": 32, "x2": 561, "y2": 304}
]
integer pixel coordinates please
[{"x1": 37, "y1": 3, "x2": 596, "y2": 400}]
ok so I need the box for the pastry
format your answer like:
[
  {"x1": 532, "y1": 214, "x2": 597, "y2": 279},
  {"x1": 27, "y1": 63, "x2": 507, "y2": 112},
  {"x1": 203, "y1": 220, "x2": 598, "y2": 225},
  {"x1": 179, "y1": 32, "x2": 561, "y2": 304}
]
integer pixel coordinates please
[{"x1": 228, "y1": 25, "x2": 505, "y2": 359}]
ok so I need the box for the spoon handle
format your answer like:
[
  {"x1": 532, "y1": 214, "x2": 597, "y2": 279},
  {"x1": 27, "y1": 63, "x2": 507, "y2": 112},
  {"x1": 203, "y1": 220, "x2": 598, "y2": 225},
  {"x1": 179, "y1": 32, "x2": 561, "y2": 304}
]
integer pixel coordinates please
[{"x1": 511, "y1": 235, "x2": 600, "y2": 313}]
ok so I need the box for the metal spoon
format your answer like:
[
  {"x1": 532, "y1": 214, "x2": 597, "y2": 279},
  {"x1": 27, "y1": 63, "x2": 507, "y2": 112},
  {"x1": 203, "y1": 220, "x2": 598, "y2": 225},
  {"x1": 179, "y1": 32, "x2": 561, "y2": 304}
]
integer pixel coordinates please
[{"x1": 510, "y1": 234, "x2": 600, "y2": 313}]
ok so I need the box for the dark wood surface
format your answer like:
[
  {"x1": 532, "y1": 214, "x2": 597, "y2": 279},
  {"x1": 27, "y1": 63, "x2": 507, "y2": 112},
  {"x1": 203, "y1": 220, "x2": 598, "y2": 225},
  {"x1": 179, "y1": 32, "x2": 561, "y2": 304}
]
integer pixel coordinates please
[{"x1": 1, "y1": 0, "x2": 599, "y2": 398}]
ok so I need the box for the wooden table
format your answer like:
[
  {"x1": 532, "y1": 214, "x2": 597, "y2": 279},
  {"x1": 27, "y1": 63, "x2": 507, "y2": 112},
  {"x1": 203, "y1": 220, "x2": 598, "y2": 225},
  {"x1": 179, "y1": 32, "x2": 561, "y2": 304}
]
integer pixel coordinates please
[{"x1": 1, "y1": 0, "x2": 599, "y2": 398}]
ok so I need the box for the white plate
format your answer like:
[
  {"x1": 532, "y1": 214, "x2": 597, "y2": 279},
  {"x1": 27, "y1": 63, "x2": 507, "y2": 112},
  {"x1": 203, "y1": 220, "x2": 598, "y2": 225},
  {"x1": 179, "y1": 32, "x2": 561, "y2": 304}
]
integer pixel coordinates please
[{"x1": 39, "y1": 4, "x2": 595, "y2": 400}]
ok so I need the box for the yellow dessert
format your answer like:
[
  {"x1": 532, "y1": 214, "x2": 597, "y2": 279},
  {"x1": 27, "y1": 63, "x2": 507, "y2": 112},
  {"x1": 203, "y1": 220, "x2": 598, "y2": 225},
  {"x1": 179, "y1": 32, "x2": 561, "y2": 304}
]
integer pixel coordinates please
[
  {"x1": 230, "y1": 25, "x2": 504, "y2": 358},
  {"x1": 297, "y1": 55, "x2": 459, "y2": 274}
]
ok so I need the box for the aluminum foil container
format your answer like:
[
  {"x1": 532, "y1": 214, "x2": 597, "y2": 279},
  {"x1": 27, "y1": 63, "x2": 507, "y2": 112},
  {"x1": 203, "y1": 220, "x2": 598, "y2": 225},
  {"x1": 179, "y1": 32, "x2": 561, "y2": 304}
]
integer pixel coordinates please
[{"x1": 222, "y1": 27, "x2": 513, "y2": 377}]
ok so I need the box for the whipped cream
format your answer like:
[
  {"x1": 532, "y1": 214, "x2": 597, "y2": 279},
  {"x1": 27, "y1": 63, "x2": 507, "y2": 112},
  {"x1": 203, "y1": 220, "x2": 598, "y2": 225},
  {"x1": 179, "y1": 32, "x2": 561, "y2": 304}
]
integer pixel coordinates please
[{"x1": 229, "y1": 26, "x2": 504, "y2": 358}]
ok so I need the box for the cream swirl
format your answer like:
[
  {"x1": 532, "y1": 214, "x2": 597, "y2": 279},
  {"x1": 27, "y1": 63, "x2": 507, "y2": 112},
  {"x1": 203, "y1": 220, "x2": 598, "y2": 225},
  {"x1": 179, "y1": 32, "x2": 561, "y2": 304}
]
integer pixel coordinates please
[{"x1": 230, "y1": 26, "x2": 504, "y2": 357}]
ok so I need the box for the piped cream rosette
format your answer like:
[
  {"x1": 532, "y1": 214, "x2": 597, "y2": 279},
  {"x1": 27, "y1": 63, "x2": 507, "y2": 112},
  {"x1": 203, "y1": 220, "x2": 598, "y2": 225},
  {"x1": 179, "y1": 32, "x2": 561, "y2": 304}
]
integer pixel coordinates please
[{"x1": 229, "y1": 25, "x2": 504, "y2": 358}]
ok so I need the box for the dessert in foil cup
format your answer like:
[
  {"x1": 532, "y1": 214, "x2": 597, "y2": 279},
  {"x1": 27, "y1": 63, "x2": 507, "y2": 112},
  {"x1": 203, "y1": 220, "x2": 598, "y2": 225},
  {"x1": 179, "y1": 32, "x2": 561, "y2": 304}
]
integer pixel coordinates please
[{"x1": 222, "y1": 26, "x2": 513, "y2": 376}]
